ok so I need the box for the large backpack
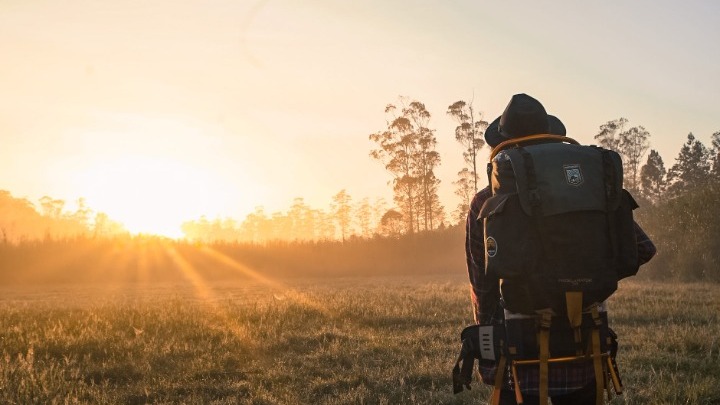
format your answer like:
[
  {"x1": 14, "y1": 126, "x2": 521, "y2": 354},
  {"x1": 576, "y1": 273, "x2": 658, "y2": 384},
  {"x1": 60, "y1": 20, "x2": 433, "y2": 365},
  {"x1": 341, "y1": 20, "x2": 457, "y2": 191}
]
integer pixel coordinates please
[
  {"x1": 480, "y1": 135, "x2": 639, "y2": 314},
  {"x1": 476, "y1": 135, "x2": 637, "y2": 404}
]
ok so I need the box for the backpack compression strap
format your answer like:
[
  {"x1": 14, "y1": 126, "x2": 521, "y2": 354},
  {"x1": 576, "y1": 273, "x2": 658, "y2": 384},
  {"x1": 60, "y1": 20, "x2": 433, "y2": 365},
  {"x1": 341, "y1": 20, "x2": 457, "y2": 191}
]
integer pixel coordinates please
[
  {"x1": 538, "y1": 311, "x2": 552, "y2": 405},
  {"x1": 590, "y1": 306, "x2": 605, "y2": 405},
  {"x1": 490, "y1": 354, "x2": 508, "y2": 405},
  {"x1": 566, "y1": 292, "x2": 584, "y2": 355},
  {"x1": 490, "y1": 134, "x2": 579, "y2": 160}
]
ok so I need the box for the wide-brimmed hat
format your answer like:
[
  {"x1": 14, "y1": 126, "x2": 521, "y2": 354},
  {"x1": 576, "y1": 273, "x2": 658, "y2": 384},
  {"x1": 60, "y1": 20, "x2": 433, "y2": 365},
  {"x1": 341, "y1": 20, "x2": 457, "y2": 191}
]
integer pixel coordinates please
[{"x1": 484, "y1": 93, "x2": 566, "y2": 148}]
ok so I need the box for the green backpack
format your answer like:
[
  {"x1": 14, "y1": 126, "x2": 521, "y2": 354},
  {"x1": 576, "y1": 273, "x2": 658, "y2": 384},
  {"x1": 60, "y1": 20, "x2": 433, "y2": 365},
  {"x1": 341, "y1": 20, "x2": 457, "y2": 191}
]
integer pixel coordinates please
[
  {"x1": 479, "y1": 136, "x2": 639, "y2": 315},
  {"x1": 475, "y1": 135, "x2": 637, "y2": 404}
]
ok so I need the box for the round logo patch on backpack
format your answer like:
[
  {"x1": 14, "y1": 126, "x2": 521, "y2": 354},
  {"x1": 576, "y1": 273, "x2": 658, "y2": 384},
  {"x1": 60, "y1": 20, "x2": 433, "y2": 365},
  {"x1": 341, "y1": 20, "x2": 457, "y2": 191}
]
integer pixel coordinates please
[{"x1": 486, "y1": 237, "x2": 497, "y2": 257}]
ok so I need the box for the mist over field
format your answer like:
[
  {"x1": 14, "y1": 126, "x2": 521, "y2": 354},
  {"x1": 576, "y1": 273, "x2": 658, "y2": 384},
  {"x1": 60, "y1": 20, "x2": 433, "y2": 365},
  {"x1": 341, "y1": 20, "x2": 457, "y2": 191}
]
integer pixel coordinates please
[
  {"x1": 2, "y1": 1, "x2": 720, "y2": 404},
  {"x1": 1, "y1": 172, "x2": 719, "y2": 404}
]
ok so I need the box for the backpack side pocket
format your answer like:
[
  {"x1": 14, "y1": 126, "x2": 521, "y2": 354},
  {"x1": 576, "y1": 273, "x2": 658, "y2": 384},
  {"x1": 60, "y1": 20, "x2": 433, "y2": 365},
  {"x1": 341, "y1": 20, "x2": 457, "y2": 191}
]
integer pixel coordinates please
[{"x1": 480, "y1": 193, "x2": 542, "y2": 279}]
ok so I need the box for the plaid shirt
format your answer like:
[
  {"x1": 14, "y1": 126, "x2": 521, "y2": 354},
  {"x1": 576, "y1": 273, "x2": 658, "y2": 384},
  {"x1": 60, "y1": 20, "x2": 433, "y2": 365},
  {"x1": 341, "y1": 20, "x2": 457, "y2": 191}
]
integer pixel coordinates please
[{"x1": 465, "y1": 186, "x2": 656, "y2": 395}]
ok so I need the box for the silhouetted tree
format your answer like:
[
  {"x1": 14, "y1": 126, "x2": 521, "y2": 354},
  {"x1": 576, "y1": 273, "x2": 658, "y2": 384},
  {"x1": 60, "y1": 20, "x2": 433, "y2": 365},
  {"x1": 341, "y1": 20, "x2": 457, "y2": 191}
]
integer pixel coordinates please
[
  {"x1": 239, "y1": 207, "x2": 268, "y2": 243},
  {"x1": 332, "y1": 189, "x2": 352, "y2": 242},
  {"x1": 428, "y1": 182, "x2": 445, "y2": 231},
  {"x1": 289, "y1": 198, "x2": 314, "y2": 240},
  {"x1": 619, "y1": 125, "x2": 651, "y2": 191},
  {"x1": 355, "y1": 197, "x2": 372, "y2": 239},
  {"x1": 711, "y1": 131, "x2": 720, "y2": 180},
  {"x1": 370, "y1": 98, "x2": 442, "y2": 233},
  {"x1": 595, "y1": 118, "x2": 650, "y2": 191},
  {"x1": 594, "y1": 118, "x2": 628, "y2": 152},
  {"x1": 370, "y1": 103, "x2": 417, "y2": 233},
  {"x1": 667, "y1": 133, "x2": 711, "y2": 198},
  {"x1": 94, "y1": 212, "x2": 127, "y2": 238},
  {"x1": 412, "y1": 104, "x2": 443, "y2": 231},
  {"x1": 447, "y1": 100, "x2": 487, "y2": 194},
  {"x1": 72, "y1": 198, "x2": 93, "y2": 228},
  {"x1": 39, "y1": 196, "x2": 65, "y2": 219},
  {"x1": 0, "y1": 190, "x2": 42, "y2": 242},
  {"x1": 379, "y1": 209, "x2": 404, "y2": 238},
  {"x1": 372, "y1": 198, "x2": 387, "y2": 236},
  {"x1": 314, "y1": 209, "x2": 335, "y2": 241},
  {"x1": 269, "y1": 211, "x2": 288, "y2": 241},
  {"x1": 639, "y1": 149, "x2": 667, "y2": 204},
  {"x1": 452, "y1": 168, "x2": 475, "y2": 224}
]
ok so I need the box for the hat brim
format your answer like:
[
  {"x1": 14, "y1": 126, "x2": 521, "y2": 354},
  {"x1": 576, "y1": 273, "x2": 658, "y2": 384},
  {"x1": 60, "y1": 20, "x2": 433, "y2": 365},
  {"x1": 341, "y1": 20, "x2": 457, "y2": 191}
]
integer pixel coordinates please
[
  {"x1": 484, "y1": 115, "x2": 566, "y2": 148},
  {"x1": 484, "y1": 116, "x2": 504, "y2": 149},
  {"x1": 548, "y1": 115, "x2": 566, "y2": 137}
]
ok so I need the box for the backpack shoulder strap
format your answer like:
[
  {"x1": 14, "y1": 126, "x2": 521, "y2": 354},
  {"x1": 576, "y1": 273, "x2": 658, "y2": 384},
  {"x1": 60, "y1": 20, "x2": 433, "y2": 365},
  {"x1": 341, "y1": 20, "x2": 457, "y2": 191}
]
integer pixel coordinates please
[{"x1": 490, "y1": 134, "x2": 579, "y2": 160}]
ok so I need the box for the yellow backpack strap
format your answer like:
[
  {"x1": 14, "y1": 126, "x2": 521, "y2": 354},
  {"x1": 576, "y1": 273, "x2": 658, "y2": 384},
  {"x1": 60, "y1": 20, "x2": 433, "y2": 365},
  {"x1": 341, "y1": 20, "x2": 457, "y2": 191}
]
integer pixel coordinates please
[
  {"x1": 489, "y1": 134, "x2": 579, "y2": 160},
  {"x1": 590, "y1": 306, "x2": 605, "y2": 405},
  {"x1": 605, "y1": 372, "x2": 614, "y2": 400},
  {"x1": 607, "y1": 328, "x2": 624, "y2": 395},
  {"x1": 606, "y1": 355, "x2": 624, "y2": 395},
  {"x1": 565, "y1": 292, "x2": 584, "y2": 355},
  {"x1": 491, "y1": 354, "x2": 507, "y2": 405},
  {"x1": 538, "y1": 311, "x2": 552, "y2": 405},
  {"x1": 511, "y1": 362, "x2": 524, "y2": 404}
]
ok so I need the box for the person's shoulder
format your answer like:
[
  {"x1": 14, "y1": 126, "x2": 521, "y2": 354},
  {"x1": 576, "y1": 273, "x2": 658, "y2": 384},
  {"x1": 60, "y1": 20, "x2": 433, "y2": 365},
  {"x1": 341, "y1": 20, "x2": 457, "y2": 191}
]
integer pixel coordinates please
[
  {"x1": 474, "y1": 186, "x2": 492, "y2": 202},
  {"x1": 470, "y1": 186, "x2": 492, "y2": 211}
]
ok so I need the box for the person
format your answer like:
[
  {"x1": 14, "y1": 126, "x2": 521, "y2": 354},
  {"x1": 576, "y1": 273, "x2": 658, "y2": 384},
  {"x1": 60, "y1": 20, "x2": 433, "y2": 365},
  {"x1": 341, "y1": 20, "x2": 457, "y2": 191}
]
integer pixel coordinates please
[{"x1": 465, "y1": 93, "x2": 656, "y2": 404}]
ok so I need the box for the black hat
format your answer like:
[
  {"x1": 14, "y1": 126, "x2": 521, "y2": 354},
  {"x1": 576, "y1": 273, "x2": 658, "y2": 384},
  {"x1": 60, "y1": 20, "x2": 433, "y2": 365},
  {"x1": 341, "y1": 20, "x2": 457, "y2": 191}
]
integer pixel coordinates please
[{"x1": 484, "y1": 94, "x2": 566, "y2": 148}]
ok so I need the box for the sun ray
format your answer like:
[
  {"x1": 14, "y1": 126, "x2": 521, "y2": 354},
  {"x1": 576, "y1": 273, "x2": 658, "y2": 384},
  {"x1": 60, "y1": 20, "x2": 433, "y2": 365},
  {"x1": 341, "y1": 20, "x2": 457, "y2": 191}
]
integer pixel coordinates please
[
  {"x1": 161, "y1": 242, "x2": 257, "y2": 348},
  {"x1": 163, "y1": 244, "x2": 215, "y2": 301},
  {"x1": 197, "y1": 246, "x2": 330, "y2": 316}
]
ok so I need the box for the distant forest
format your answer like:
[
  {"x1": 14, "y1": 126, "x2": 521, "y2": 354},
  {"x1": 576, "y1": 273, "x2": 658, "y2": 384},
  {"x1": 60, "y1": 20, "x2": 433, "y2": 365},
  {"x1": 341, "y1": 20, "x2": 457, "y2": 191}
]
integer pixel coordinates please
[{"x1": 1, "y1": 98, "x2": 719, "y2": 283}]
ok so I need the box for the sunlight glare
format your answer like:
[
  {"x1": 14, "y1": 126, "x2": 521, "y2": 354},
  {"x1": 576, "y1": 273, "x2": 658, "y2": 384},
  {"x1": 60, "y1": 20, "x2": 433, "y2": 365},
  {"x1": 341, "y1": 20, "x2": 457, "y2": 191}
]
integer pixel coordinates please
[{"x1": 78, "y1": 155, "x2": 221, "y2": 238}]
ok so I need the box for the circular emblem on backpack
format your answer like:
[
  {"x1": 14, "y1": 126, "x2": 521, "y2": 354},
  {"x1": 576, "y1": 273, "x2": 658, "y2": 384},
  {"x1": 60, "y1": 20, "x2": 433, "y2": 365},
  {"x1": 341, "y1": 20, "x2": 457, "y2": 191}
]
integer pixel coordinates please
[{"x1": 486, "y1": 237, "x2": 497, "y2": 258}]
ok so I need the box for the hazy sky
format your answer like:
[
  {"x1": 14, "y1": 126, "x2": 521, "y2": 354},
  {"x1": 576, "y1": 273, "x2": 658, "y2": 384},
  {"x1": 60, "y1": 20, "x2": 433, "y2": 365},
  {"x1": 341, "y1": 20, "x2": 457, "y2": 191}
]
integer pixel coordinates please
[{"x1": 2, "y1": 1, "x2": 719, "y2": 235}]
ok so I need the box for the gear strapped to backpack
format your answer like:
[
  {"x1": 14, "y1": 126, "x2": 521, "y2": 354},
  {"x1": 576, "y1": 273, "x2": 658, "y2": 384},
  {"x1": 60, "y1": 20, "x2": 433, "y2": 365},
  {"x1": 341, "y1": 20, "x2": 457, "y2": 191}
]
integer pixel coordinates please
[{"x1": 453, "y1": 134, "x2": 637, "y2": 405}]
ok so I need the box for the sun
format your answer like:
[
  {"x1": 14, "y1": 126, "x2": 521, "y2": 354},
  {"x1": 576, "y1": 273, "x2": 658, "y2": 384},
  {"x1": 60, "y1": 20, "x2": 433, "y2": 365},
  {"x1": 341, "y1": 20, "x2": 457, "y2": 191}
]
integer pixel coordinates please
[{"x1": 77, "y1": 155, "x2": 222, "y2": 238}]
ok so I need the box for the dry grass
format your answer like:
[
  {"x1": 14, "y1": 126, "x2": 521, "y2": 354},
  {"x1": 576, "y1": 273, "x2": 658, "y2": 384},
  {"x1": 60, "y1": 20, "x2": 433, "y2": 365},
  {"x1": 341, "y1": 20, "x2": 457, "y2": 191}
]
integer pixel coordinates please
[{"x1": 1, "y1": 276, "x2": 718, "y2": 404}]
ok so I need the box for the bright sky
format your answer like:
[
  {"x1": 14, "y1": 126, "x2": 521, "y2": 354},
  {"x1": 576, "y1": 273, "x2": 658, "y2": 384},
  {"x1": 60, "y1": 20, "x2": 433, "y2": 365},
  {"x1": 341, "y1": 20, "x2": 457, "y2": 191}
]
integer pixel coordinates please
[{"x1": 2, "y1": 1, "x2": 719, "y2": 236}]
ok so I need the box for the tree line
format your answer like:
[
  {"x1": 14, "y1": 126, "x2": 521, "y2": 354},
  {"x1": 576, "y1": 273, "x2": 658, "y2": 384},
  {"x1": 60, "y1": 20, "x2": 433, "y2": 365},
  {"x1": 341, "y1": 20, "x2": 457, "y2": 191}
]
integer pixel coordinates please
[
  {"x1": 180, "y1": 193, "x2": 395, "y2": 244},
  {"x1": 0, "y1": 191, "x2": 126, "y2": 243},
  {"x1": 0, "y1": 189, "x2": 401, "y2": 244},
  {"x1": 1, "y1": 95, "x2": 718, "y2": 281}
]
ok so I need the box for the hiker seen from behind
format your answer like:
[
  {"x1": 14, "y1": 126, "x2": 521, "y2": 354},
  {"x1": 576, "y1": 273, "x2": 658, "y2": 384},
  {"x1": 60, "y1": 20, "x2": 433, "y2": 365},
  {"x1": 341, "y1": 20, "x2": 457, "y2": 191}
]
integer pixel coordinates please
[{"x1": 453, "y1": 93, "x2": 656, "y2": 405}]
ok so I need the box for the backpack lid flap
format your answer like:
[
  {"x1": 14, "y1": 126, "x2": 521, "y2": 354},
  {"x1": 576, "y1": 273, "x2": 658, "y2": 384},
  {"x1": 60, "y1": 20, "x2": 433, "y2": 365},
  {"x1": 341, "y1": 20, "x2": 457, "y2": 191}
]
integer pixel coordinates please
[
  {"x1": 477, "y1": 194, "x2": 514, "y2": 220},
  {"x1": 478, "y1": 193, "x2": 512, "y2": 219},
  {"x1": 506, "y1": 143, "x2": 620, "y2": 216}
]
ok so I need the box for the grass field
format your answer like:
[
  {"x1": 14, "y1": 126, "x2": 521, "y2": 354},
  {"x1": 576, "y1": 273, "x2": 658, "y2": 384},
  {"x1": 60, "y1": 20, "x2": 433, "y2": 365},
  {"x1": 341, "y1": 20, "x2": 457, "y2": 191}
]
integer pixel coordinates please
[{"x1": 1, "y1": 275, "x2": 718, "y2": 404}]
